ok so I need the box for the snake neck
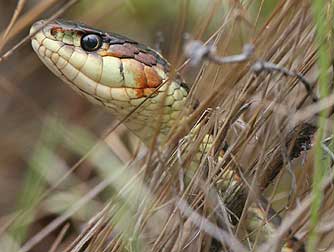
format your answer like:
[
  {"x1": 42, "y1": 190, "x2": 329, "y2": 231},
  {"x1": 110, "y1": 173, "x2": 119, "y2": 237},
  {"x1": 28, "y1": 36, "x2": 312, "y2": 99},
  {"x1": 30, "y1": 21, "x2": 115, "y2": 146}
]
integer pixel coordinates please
[{"x1": 119, "y1": 79, "x2": 188, "y2": 145}]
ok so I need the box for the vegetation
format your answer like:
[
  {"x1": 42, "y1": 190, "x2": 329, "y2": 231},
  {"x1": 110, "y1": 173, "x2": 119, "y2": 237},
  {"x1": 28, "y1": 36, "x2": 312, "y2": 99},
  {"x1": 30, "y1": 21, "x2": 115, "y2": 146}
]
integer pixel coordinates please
[{"x1": 0, "y1": 0, "x2": 333, "y2": 251}]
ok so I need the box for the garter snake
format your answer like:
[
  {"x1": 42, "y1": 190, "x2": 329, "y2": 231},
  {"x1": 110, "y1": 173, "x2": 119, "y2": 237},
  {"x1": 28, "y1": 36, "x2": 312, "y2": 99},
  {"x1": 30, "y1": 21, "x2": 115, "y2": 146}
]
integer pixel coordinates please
[{"x1": 30, "y1": 19, "x2": 303, "y2": 252}]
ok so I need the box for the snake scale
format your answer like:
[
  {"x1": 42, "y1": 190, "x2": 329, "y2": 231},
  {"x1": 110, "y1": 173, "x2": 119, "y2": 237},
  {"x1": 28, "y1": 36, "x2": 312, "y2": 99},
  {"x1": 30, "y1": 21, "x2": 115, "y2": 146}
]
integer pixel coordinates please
[{"x1": 30, "y1": 19, "x2": 303, "y2": 251}]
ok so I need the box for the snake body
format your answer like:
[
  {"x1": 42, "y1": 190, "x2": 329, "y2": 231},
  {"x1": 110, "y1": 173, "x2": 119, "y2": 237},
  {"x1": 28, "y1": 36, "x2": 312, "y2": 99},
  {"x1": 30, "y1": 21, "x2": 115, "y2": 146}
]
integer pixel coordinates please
[{"x1": 30, "y1": 19, "x2": 302, "y2": 251}]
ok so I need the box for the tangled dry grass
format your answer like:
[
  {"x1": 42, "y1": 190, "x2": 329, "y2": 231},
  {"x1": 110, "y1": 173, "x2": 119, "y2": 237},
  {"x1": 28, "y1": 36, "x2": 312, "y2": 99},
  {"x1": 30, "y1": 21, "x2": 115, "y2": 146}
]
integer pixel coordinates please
[{"x1": 0, "y1": 0, "x2": 334, "y2": 252}]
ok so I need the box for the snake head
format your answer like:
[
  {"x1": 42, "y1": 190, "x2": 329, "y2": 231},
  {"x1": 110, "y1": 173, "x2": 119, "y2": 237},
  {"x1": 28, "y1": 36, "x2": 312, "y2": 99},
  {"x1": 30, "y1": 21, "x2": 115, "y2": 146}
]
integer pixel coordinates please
[
  {"x1": 29, "y1": 19, "x2": 174, "y2": 108},
  {"x1": 30, "y1": 19, "x2": 188, "y2": 142}
]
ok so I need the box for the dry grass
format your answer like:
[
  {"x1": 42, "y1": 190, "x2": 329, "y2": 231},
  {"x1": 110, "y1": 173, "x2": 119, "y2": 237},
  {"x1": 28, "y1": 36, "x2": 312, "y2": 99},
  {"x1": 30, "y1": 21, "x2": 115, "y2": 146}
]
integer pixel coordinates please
[{"x1": 0, "y1": 0, "x2": 333, "y2": 251}]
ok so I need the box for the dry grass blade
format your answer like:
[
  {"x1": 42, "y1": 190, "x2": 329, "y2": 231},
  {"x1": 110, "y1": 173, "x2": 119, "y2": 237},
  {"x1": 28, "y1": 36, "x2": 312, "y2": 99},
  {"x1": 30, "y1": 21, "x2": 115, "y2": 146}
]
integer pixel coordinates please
[
  {"x1": 0, "y1": 0, "x2": 80, "y2": 63},
  {"x1": 48, "y1": 223, "x2": 70, "y2": 252},
  {"x1": 20, "y1": 177, "x2": 116, "y2": 252},
  {"x1": 0, "y1": 0, "x2": 61, "y2": 43},
  {"x1": 0, "y1": 0, "x2": 27, "y2": 52}
]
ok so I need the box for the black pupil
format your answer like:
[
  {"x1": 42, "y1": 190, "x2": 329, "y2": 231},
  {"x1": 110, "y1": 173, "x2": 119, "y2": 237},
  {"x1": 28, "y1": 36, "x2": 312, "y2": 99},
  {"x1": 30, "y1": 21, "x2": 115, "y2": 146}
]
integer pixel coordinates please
[{"x1": 81, "y1": 34, "x2": 101, "y2": 51}]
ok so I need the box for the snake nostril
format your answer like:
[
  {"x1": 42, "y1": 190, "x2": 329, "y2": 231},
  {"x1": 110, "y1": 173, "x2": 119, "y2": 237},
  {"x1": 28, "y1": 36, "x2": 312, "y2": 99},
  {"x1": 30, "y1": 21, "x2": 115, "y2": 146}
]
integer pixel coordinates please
[{"x1": 50, "y1": 27, "x2": 63, "y2": 37}]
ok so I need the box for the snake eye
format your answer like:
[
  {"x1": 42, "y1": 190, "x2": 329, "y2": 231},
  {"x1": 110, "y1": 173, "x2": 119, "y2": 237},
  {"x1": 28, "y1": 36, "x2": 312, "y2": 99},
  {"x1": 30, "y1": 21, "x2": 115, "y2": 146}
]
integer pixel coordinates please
[{"x1": 81, "y1": 34, "x2": 102, "y2": 51}]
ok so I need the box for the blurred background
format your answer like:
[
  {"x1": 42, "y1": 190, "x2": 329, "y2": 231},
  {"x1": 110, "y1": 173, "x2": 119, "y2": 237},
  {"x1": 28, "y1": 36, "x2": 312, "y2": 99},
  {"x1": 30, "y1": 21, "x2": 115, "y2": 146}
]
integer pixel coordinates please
[{"x1": 0, "y1": 0, "x2": 287, "y2": 251}]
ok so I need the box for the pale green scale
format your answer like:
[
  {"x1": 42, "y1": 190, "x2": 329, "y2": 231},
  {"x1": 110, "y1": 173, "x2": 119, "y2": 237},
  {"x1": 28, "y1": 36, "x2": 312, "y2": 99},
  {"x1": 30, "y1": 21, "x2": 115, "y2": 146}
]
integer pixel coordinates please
[
  {"x1": 124, "y1": 88, "x2": 143, "y2": 99},
  {"x1": 81, "y1": 54, "x2": 102, "y2": 82},
  {"x1": 173, "y1": 89, "x2": 184, "y2": 101},
  {"x1": 45, "y1": 49, "x2": 52, "y2": 57},
  {"x1": 43, "y1": 38, "x2": 63, "y2": 53},
  {"x1": 162, "y1": 106, "x2": 173, "y2": 114},
  {"x1": 164, "y1": 95, "x2": 175, "y2": 106},
  {"x1": 173, "y1": 100, "x2": 185, "y2": 111},
  {"x1": 100, "y1": 56, "x2": 124, "y2": 87},
  {"x1": 110, "y1": 88, "x2": 131, "y2": 101},
  {"x1": 130, "y1": 97, "x2": 146, "y2": 106},
  {"x1": 167, "y1": 82, "x2": 178, "y2": 95},
  {"x1": 170, "y1": 110, "x2": 181, "y2": 120},
  {"x1": 72, "y1": 72, "x2": 98, "y2": 94},
  {"x1": 69, "y1": 48, "x2": 88, "y2": 69},
  {"x1": 142, "y1": 102, "x2": 164, "y2": 111},
  {"x1": 151, "y1": 91, "x2": 167, "y2": 103},
  {"x1": 180, "y1": 87, "x2": 188, "y2": 96},
  {"x1": 34, "y1": 31, "x2": 46, "y2": 43},
  {"x1": 61, "y1": 61, "x2": 79, "y2": 80},
  {"x1": 157, "y1": 82, "x2": 168, "y2": 92},
  {"x1": 56, "y1": 57, "x2": 67, "y2": 69},
  {"x1": 38, "y1": 46, "x2": 45, "y2": 56},
  {"x1": 51, "y1": 53, "x2": 59, "y2": 63},
  {"x1": 96, "y1": 83, "x2": 112, "y2": 100},
  {"x1": 121, "y1": 59, "x2": 140, "y2": 88},
  {"x1": 55, "y1": 31, "x2": 64, "y2": 41},
  {"x1": 58, "y1": 45, "x2": 73, "y2": 60},
  {"x1": 72, "y1": 34, "x2": 81, "y2": 47},
  {"x1": 140, "y1": 107, "x2": 159, "y2": 117},
  {"x1": 153, "y1": 66, "x2": 167, "y2": 80},
  {"x1": 63, "y1": 32, "x2": 74, "y2": 45}
]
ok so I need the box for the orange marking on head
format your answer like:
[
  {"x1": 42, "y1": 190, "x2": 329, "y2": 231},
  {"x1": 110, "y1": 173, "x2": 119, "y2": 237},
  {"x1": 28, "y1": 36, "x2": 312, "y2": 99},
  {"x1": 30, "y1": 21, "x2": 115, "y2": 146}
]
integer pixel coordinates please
[
  {"x1": 50, "y1": 27, "x2": 63, "y2": 36},
  {"x1": 129, "y1": 88, "x2": 156, "y2": 98},
  {"x1": 144, "y1": 66, "x2": 162, "y2": 88},
  {"x1": 125, "y1": 59, "x2": 147, "y2": 88},
  {"x1": 134, "y1": 66, "x2": 148, "y2": 88},
  {"x1": 98, "y1": 51, "x2": 116, "y2": 57},
  {"x1": 143, "y1": 88, "x2": 155, "y2": 96},
  {"x1": 134, "y1": 88, "x2": 145, "y2": 98}
]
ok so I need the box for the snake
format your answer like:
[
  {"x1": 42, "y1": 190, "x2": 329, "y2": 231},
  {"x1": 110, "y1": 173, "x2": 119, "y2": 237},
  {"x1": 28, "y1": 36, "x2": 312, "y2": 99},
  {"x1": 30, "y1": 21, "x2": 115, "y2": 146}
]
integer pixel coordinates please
[
  {"x1": 30, "y1": 19, "x2": 304, "y2": 251},
  {"x1": 30, "y1": 19, "x2": 188, "y2": 145}
]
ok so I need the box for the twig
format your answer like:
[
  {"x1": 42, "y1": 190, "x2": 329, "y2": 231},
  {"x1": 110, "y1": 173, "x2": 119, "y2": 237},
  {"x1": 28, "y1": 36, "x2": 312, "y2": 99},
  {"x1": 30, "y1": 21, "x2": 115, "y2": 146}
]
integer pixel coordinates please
[
  {"x1": 251, "y1": 60, "x2": 319, "y2": 103},
  {"x1": 48, "y1": 223, "x2": 70, "y2": 252},
  {"x1": 20, "y1": 178, "x2": 114, "y2": 252},
  {"x1": 184, "y1": 38, "x2": 319, "y2": 103},
  {"x1": 183, "y1": 38, "x2": 254, "y2": 66},
  {"x1": 0, "y1": 0, "x2": 60, "y2": 43},
  {"x1": 0, "y1": 0, "x2": 27, "y2": 52}
]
